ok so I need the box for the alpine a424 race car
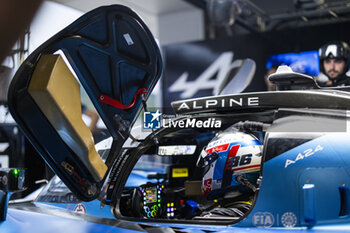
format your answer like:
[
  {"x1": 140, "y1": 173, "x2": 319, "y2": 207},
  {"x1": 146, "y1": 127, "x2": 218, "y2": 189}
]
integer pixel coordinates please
[{"x1": 2, "y1": 4, "x2": 350, "y2": 233}]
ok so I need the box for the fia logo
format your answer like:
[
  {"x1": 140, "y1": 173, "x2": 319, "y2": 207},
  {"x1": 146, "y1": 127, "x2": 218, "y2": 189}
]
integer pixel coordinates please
[
  {"x1": 143, "y1": 110, "x2": 162, "y2": 129},
  {"x1": 253, "y1": 212, "x2": 274, "y2": 228}
]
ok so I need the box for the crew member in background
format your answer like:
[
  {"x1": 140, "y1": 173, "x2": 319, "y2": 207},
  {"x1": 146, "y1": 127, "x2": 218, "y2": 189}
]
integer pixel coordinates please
[
  {"x1": 317, "y1": 41, "x2": 350, "y2": 87},
  {"x1": 264, "y1": 66, "x2": 278, "y2": 91}
]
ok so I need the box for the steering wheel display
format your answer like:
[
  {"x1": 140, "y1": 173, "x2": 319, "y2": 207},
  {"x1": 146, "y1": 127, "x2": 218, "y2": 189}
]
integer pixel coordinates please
[{"x1": 139, "y1": 184, "x2": 164, "y2": 218}]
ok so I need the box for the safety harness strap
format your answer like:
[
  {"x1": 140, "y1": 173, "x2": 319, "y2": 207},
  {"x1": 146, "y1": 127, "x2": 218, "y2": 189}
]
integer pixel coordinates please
[{"x1": 98, "y1": 88, "x2": 148, "y2": 109}]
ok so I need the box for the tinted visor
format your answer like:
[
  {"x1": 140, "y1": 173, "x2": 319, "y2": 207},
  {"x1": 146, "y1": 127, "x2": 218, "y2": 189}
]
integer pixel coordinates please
[
  {"x1": 196, "y1": 150, "x2": 219, "y2": 174},
  {"x1": 319, "y1": 44, "x2": 348, "y2": 59}
]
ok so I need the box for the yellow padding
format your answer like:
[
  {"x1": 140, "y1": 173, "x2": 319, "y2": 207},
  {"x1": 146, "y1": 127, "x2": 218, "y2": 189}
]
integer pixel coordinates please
[
  {"x1": 28, "y1": 54, "x2": 107, "y2": 181},
  {"x1": 172, "y1": 168, "x2": 188, "y2": 178}
]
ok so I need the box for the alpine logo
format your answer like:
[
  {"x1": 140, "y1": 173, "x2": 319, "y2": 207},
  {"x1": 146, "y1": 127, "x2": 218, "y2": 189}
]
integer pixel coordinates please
[
  {"x1": 169, "y1": 52, "x2": 237, "y2": 98},
  {"x1": 176, "y1": 96, "x2": 259, "y2": 112}
]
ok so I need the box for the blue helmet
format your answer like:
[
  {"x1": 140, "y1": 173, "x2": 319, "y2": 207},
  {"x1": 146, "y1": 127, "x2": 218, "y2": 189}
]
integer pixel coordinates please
[{"x1": 197, "y1": 126, "x2": 262, "y2": 198}]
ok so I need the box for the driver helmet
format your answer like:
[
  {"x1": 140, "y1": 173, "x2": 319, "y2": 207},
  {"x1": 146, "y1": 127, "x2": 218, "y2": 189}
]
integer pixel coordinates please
[
  {"x1": 197, "y1": 126, "x2": 262, "y2": 199},
  {"x1": 319, "y1": 41, "x2": 350, "y2": 73}
]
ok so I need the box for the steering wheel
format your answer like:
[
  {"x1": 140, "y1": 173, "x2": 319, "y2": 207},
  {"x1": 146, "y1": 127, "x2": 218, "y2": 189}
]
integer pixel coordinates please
[
  {"x1": 131, "y1": 187, "x2": 142, "y2": 217},
  {"x1": 131, "y1": 183, "x2": 164, "y2": 218}
]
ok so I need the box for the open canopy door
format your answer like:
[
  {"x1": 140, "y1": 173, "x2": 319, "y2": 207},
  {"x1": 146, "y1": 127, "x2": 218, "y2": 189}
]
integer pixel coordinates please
[{"x1": 8, "y1": 5, "x2": 162, "y2": 201}]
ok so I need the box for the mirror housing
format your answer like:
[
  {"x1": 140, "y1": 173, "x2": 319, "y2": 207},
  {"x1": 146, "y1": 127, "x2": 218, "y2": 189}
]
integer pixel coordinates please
[{"x1": 268, "y1": 65, "x2": 320, "y2": 90}]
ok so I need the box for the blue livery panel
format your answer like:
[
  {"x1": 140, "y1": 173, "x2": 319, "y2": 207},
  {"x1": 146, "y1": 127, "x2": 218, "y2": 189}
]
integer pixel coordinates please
[{"x1": 239, "y1": 133, "x2": 350, "y2": 228}]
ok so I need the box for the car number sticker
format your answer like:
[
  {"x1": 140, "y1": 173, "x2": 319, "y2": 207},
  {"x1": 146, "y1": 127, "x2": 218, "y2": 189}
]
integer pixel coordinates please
[{"x1": 285, "y1": 145, "x2": 323, "y2": 168}]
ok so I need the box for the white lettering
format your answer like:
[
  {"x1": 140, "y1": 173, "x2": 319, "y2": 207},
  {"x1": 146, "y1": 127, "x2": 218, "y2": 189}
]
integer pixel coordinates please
[
  {"x1": 203, "y1": 119, "x2": 211, "y2": 128},
  {"x1": 169, "y1": 120, "x2": 178, "y2": 128},
  {"x1": 248, "y1": 97, "x2": 259, "y2": 106},
  {"x1": 178, "y1": 121, "x2": 184, "y2": 127},
  {"x1": 186, "y1": 119, "x2": 196, "y2": 127},
  {"x1": 162, "y1": 119, "x2": 168, "y2": 128},
  {"x1": 295, "y1": 153, "x2": 304, "y2": 161},
  {"x1": 177, "y1": 96, "x2": 261, "y2": 112},
  {"x1": 265, "y1": 216, "x2": 273, "y2": 225},
  {"x1": 193, "y1": 101, "x2": 203, "y2": 109},
  {"x1": 304, "y1": 149, "x2": 314, "y2": 157},
  {"x1": 253, "y1": 215, "x2": 262, "y2": 225},
  {"x1": 285, "y1": 145, "x2": 324, "y2": 168},
  {"x1": 229, "y1": 98, "x2": 243, "y2": 107},
  {"x1": 285, "y1": 159, "x2": 295, "y2": 168},
  {"x1": 162, "y1": 118, "x2": 222, "y2": 129},
  {"x1": 178, "y1": 102, "x2": 190, "y2": 111},
  {"x1": 315, "y1": 145, "x2": 323, "y2": 152},
  {"x1": 206, "y1": 100, "x2": 218, "y2": 108}
]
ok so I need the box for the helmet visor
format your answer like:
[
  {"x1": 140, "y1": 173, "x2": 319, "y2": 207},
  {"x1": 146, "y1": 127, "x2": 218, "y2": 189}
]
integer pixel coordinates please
[
  {"x1": 319, "y1": 44, "x2": 347, "y2": 59},
  {"x1": 196, "y1": 149, "x2": 219, "y2": 169}
]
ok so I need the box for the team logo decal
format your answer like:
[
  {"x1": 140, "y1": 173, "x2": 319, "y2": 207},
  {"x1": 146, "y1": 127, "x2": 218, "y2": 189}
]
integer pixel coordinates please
[{"x1": 169, "y1": 52, "x2": 234, "y2": 98}]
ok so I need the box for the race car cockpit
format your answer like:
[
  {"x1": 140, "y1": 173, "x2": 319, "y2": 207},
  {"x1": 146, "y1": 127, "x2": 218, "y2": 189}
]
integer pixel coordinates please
[
  {"x1": 120, "y1": 129, "x2": 216, "y2": 220},
  {"x1": 118, "y1": 122, "x2": 265, "y2": 221},
  {"x1": 7, "y1": 4, "x2": 350, "y2": 230}
]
